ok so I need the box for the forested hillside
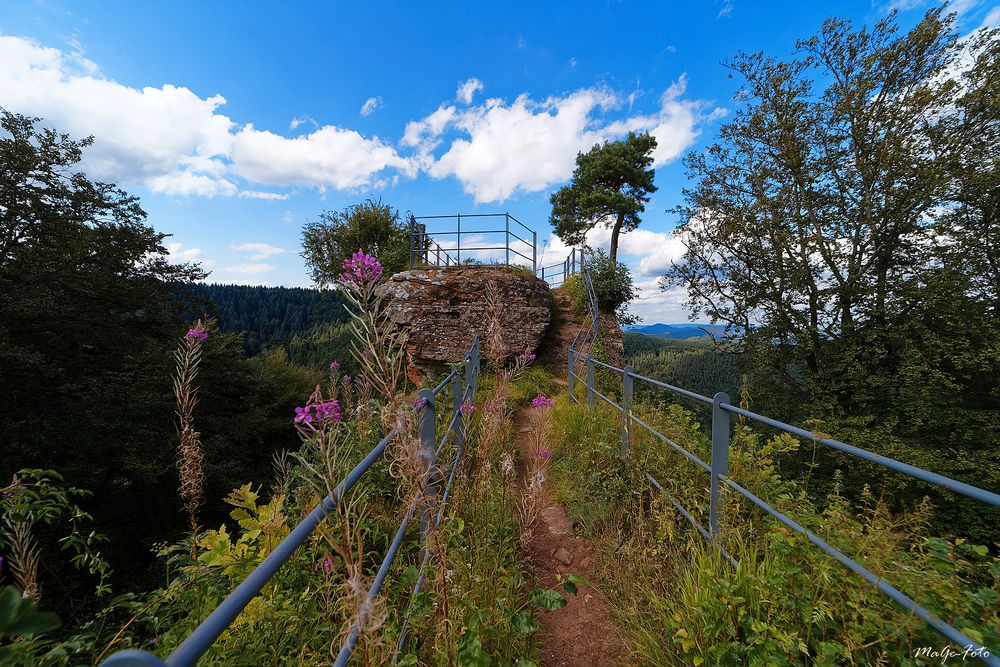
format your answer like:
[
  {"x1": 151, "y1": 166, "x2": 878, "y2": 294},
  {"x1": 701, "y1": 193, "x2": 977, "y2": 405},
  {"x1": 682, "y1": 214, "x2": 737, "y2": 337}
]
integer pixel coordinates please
[
  {"x1": 178, "y1": 283, "x2": 347, "y2": 356},
  {"x1": 623, "y1": 332, "x2": 740, "y2": 402}
]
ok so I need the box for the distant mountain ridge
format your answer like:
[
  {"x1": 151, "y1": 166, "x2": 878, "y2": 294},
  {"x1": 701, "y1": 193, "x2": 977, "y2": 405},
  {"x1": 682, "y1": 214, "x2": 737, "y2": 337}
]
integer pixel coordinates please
[{"x1": 625, "y1": 323, "x2": 732, "y2": 339}]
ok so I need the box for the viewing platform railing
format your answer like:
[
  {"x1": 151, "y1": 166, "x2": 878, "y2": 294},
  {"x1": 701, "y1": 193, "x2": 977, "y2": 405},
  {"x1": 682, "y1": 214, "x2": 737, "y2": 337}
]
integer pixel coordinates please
[
  {"x1": 102, "y1": 338, "x2": 481, "y2": 667},
  {"x1": 408, "y1": 213, "x2": 536, "y2": 270}
]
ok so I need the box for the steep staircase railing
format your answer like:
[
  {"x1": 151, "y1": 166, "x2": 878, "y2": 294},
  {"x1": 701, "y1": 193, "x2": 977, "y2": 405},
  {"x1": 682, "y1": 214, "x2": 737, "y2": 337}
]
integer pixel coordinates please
[
  {"x1": 102, "y1": 337, "x2": 481, "y2": 667},
  {"x1": 570, "y1": 298, "x2": 1000, "y2": 663}
]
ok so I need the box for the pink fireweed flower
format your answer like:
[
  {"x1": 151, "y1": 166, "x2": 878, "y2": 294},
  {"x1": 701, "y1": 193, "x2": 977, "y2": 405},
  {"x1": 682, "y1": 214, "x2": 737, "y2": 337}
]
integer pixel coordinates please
[
  {"x1": 517, "y1": 352, "x2": 536, "y2": 363},
  {"x1": 535, "y1": 448, "x2": 553, "y2": 459},
  {"x1": 340, "y1": 250, "x2": 383, "y2": 284},
  {"x1": 184, "y1": 326, "x2": 208, "y2": 343},
  {"x1": 315, "y1": 554, "x2": 334, "y2": 574},
  {"x1": 412, "y1": 397, "x2": 428, "y2": 410},
  {"x1": 483, "y1": 400, "x2": 503, "y2": 413},
  {"x1": 460, "y1": 402, "x2": 475, "y2": 416},
  {"x1": 362, "y1": 348, "x2": 375, "y2": 358},
  {"x1": 329, "y1": 360, "x2": 340, "y2": 371},
  {"x1": 342, "y1": 375, "x2": 352, "y2": 385},
  {"x1": 531, "y1": 394, "x2": 553, "y2": 408},
  {"x1": 294, "y1": 399, "x2": 342, "y2": 425},
  {"x1": 294, "y1": 406, "x2": 314, "y2": 425}
]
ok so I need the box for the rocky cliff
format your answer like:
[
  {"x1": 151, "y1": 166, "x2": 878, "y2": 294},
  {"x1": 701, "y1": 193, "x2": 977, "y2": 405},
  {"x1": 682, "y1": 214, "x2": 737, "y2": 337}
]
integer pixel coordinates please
[{"x1": 383, "y1": 267, "x2": 552, "y2": 381}]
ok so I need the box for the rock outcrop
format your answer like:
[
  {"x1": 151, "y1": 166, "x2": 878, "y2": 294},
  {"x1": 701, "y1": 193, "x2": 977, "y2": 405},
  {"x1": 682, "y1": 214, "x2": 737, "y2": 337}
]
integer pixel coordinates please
[{"x1": 383, "y1": 267, "x2": 552, "y2": 381}]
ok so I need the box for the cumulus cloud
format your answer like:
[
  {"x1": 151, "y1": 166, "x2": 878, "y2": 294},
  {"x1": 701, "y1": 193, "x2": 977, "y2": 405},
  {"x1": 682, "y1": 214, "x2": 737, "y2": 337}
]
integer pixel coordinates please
[
  {"x1": 0, "y1": 35, "x2": 411, "y2": 197},
  {"x1": 0, "y1": 34, "x2": 721, "y2": 204},
  {"x1": 412, "y1": 77, "x2": 720, "y2": 203},
  {"x1": 230, "y1": 124, "x2": 415, "y2": 189},
  {"x1": 456, "y1": 78, "x2": 484, "y2": 104},
  {"x1": 360, "y1": 96, "x2": 383, "y2": 116},
  {"x1": 230, "y1": 242, "x2": 286, "y2": 260}
]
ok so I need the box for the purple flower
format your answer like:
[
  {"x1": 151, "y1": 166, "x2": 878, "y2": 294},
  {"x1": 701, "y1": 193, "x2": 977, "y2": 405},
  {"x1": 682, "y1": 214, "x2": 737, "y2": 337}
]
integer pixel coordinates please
[
  {"x1": 342, "y1": 375, "x2": 352, "y2": 385},
  {"x1": 0, "y1": 555, "x2": 5, "y2": 570},
  {"x1": 531, "y1": 394, "x2": 553, "y2": 408},
  {"x1": 412, "y1": 397, "x2": 428, "y2": 410},
  {"x1": 535, "y1": 448, "x2": 553, "y2": 459},
  {"x1": 460, "y1": 402, "x2": 476, "y2": 416},
  {"x1": 340, "y1": 251, "x2": 383, "y2": 285},
  {"x1": 362, "y1": 348, "x2": 375, "y2": 358},
  {"x1": 184, "y1": 326, "x2": 208, "y2": 343},
  {"x1": 294, "y1": 399, "x2": 342, "y2": 425},
  {"x1": 329, "y1": 361, "x2": 340, "y2": 371},
  {"x1": 483, "y1": 400, "x2": 503, "y2": 413},
  {"x1": 314, "y1": 555, "x2": 334, "y2": 575},
  {"x1": 294, "y1": 406, "x2": 314, "y2": 424},
  {"x1": 517, "y1": 352, "x2": 536, "y2": 363}
]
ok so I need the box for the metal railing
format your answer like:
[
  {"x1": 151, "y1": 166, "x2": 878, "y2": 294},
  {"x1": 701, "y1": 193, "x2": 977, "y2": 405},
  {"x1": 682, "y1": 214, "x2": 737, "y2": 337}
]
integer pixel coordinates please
[
  {"x1": 535, "y1": 247, "x2": 584, "y2": 287},
  {"x1": 567, "y1": 263, "x2": 1000, "y2": 664},
  {"x1": 102, "y1": 337, "x2": 481, "y2": 667},
  {"x1": 408, "y1": 213, "x2": 536, "y2": 271}
]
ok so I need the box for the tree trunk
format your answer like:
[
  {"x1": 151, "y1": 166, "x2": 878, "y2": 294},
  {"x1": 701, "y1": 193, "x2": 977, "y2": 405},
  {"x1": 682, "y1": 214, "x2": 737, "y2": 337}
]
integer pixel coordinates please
[{"x1": 609, "y1": 212, "x2": 626, "y2": 263}]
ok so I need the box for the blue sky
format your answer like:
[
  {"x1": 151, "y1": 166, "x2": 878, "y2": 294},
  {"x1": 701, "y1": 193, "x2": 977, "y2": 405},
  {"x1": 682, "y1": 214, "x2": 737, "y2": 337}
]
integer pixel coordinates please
[{"x1": 2, "y1": 0, "x2": 997, "y2": 321}]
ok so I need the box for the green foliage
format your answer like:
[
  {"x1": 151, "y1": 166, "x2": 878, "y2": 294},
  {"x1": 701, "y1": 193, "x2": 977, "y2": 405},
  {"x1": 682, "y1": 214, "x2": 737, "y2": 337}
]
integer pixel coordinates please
[
  {"x1": 0, "y1": 587, "x2": 60, "y2": 640},
  {"x1": 624, "y1": 335, "x2": 741, "y2": 408},
  {"x1": 0, "y1": 112, "x2": 327, "y2": 622},
  {"x1": 178, "y1": 283, "x2": 347, "y2": 357},
  {"x1": 664, "y1": 8, "x2": 1000, "y2": 543},
  {"x1": 562, "y1": 249, "x2": 639, "y2": 325},
  {"x1": 301, "y1": 198, "x2": 410, "y2": 286},
  {"x1": 549, "y1": 132, "x2": 658, "y2": 263},
  {"x1": 544, "y1": 392, "x2": 1000, "y2": 664}
]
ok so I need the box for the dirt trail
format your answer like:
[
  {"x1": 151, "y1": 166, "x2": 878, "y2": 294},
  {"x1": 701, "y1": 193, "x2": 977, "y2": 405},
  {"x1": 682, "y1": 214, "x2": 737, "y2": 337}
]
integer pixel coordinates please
[{"x1": 515, "y1": 407, "x2": 628, "y2": 666}]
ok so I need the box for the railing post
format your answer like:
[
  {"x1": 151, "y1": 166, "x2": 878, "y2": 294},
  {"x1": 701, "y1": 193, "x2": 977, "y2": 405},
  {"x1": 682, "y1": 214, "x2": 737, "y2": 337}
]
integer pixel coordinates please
[
  {"x1": 710, "y1": 392, "x2": 731, "y2": 540},
  {"x1": 452, "y1": 372, "x2": 464, "y2": 449},
  {"x1": 622, "y1": 366, "x2": 634, "y2": 457},
  {"x1": 505, "y1": 213, "x2": 510, "y2": 267},
  {"x1": 408, "y1": 216, "x2": 415, "y2": 269},
  {"x1": 586, "y1": 355, "x2": 595, "y2": 408},
  {"x1": 532, "y1": 230, "x2": 537, "y2": 272},
  {"x1": 567, "y1": 348, "x2": 575, "y2": 398},
  {"x1": 457, "y1": 213, "x2": 461, "y2": 265},
  {"x1": 417, "y1": 388, "x2": 436, "y2": 544}
]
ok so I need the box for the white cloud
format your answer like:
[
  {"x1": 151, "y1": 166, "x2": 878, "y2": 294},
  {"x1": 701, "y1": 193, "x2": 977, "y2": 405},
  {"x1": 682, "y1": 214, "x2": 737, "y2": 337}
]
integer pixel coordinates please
[
  {"x1": 289, "y1": 115, "x2": 318, "y2": 130},
  {"x1": 716, "y1": 0, "x2": 734, "y2": 18},
  {"x1": 238, "y1": 190, "x2": 289, "y2": 200},
  {"x1": 229, "y1": 124, "x2": 415, "y2": 189},
  {"x1": 360, "y1": 96, "x2": 383, "y2": 116},
  {"x1": 456, "y1": 78, "x2": 484, "y2": 104},
  {"x1": 230, "y1": 242, "x2": 286, "y2": 260},
  {"x1": 166, "y1": 242, "x2": 214, "y2": 268},
  {"x1": 0, "y1": 35, "x2": 412, "y2": 196},
  {"x1": 224, "y1": 262, "x2": 276, "y2": 275},
  {"x1": 414, "y1": 76, "x2": 717, "y2": 203},
  {"x1": 0, "y1": 34, "x2": 720, "y2": 204},
  {"x1": 149, "y1": 171, "x2": 238, "y2": 197}
]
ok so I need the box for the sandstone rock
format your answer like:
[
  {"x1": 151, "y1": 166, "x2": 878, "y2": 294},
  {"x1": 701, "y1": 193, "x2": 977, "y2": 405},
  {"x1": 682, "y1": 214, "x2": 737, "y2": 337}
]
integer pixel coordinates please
[{"x1": 383, "y1": 267, "x2": 552, "y2": 382}]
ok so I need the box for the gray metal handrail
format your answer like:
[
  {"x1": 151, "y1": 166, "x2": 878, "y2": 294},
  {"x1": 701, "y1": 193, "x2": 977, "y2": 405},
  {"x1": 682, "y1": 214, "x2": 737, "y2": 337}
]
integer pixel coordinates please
[
  {"x1": 102, "y1": 337, "x2": 481, "y2": 667},
  {"x1": 571, "y1": 344, "x2": 1000, "y2": 663},
  {"x1": 409, "y1": 214, "x2": 537, "y2": 271}
]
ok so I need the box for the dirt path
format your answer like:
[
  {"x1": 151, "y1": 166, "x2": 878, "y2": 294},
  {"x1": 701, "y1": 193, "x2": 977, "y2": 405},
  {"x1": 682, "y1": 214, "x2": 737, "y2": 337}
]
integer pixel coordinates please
[{"x1": 515, "y1": 407, "x2": 628, "y2": 666}]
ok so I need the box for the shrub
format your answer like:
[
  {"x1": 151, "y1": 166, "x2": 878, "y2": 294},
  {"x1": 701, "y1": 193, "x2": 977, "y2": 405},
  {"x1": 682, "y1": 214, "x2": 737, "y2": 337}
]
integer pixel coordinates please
[{"x1": 563, "y1": 249, "x2": 639, "y2": 325}]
